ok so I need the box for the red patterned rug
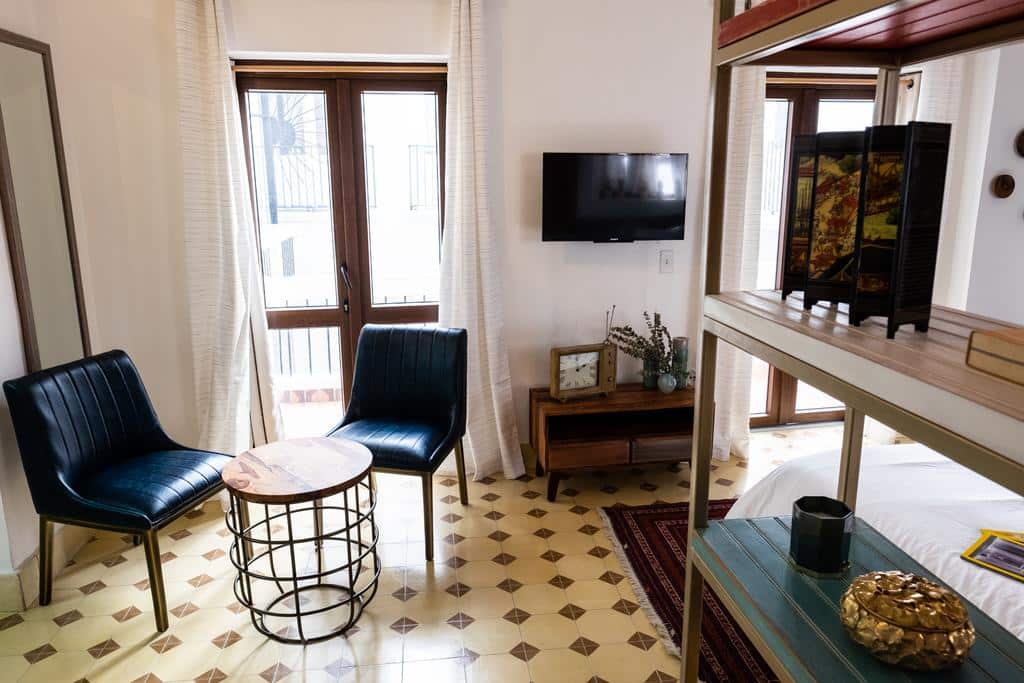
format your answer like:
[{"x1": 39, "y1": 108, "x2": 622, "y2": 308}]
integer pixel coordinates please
[{"x1": 599, "y1": 500, "x2": 778, "y2": 683}]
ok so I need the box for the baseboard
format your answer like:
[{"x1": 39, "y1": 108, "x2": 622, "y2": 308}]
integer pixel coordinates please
[{"x1": 0, "y1": 523, "x2": 91, "y2": 611}]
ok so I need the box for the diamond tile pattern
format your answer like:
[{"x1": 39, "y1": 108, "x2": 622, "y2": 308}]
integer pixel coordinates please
[
  {"x1": 629, "y1": 631, "x2": 658, "y2": 650},
  {"x1": 0, "y1": 426, "x2": 813, "y2": 683},
  {"x1": 503, "y1": 608, "x2": 532, "y2": 624},
  {"x1": 569, "y1": 636, "x2": 601, "y2": 655},
  {"x1": 54, "y1": 609, "x2": 83, "y2": 626},
  {"x1": 509, "y1": 641, "x2": 541, "y2": 661},
  {"x1": 24, "y1": 643, "x2": 57, "y2": 664},
  {"x1": 112, "y1": 605, "x2": 143, "y2": 622},
  {"x1": 87, "y1": 639, "x2": 120, "y2": 659},
  {"x1": 149, "y1": 634, "x2": 182, "y2": 653}
]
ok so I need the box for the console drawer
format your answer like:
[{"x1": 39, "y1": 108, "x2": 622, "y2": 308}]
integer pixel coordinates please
[
  {"x1": 548, "y1": 438, "x2": 629, "y2": 470},
  {"x1": 631, "y1": 435, "x2": 693, "y2": 464}
]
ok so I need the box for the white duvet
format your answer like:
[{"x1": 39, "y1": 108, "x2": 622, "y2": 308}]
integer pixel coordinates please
[{"x1": 727, "y1": 443, "x2": 1024, "y2": 641}]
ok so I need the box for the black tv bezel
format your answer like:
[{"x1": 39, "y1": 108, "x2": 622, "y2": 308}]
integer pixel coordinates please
[{"x1": 541, "y1": 152, "x2": 688, "y2": 243}]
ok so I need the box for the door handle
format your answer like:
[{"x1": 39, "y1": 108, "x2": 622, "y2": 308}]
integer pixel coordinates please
[{"x1": 340, "y1": 262, "x2": 353, "y2": 291}]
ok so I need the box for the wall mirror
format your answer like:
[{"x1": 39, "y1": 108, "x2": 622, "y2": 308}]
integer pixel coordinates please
[{"x1": 0, "y1": 28, "x2": 89, "y2": 371}]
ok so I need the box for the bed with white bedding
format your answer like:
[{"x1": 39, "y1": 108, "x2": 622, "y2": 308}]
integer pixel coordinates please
[{"x1": 727, "y1": 442, "x2": 1024, "y2": 641}]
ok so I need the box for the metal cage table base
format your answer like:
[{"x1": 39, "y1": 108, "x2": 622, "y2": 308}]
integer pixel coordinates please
[{"x1": 226, "y1": 476, "x2": 380, "y2": 644}]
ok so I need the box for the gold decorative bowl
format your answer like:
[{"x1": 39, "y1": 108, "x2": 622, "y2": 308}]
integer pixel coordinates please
[{"x1": 840, "y1": 571, "x2": 975, "y2": 671}]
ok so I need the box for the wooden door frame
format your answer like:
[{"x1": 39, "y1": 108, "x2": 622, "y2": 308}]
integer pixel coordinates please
[
  {"x1": 347, "y1": 77, "x2": 446, "y2": 325},
  {"x1": 237, "y1": 67, "x2": 447, "y2": 403},
  {"x1": 751, "y1": 76, "x2": 875, "y2": 427}
]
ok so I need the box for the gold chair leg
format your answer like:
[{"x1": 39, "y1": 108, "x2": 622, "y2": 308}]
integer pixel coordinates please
[
  {"x1": 38, "y1": 518, "x2": 53, "y2": 606},
  {"x1": 422, "y1": 474, "x2": 434, "y2": 562},
  {"x1": 454, "y1": 439, "x2": 469, "y2": 506},
  {"x1": 142, "y1": 530, "x2": 169, "y2": 631}
]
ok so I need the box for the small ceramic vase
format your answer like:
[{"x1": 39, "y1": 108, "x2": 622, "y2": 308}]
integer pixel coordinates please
[{"x1": 657, "y1": 373, "x2": 677, "y2": 394}]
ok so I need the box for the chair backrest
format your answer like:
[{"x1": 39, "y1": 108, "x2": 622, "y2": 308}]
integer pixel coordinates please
[
  {"x1": 344, "y1": 325, "x2": 467, "y2": 432},
  {"x1": 3, "y1": 350, "x2": 168, "y2": 509}
]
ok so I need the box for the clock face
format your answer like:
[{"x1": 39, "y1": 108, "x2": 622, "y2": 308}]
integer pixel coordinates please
[{"x1": 559, "y1": 351, "x2": 600, "y2": 391}]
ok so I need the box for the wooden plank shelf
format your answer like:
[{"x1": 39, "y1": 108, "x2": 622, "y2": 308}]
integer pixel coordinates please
[
  {"x1": 705, "y1": 291, "x2": 1024, "y2": 473},
  {"x1": 692, "y1": 517, "x2": 1024, "y2": 682},
  {"x1": 715, "y1": 0, "x2": 1024, "y2": 65}
]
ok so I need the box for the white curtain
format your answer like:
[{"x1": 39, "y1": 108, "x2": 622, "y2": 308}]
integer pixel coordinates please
[
  {"x1": 175, "y1": 0, "x2": 281, "y2": 454},
  {"x1": 712, "y1": 66, "x2": 767, "y2": 462},
  {"x1": 914, "y1": 50, "x2": 998, "y2": 309},
  {"x1": 440, "y1": 0, "x2": 523, "y2": 480}
]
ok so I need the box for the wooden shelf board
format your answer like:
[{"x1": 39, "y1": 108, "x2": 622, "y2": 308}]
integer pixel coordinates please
[
  {"x1": 716, "y1": 0, "x2": 1024, "y2": 65},
  {"x1": 705, "y1": 290, "x2": 1024, "y2": 464}
]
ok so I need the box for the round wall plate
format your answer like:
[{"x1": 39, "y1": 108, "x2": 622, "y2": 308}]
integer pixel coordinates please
[
  {"x1": 992, "y1": 174, "x2": 1015, "y2": 199},
  {"x1": 1016, "y1": 130, "x2": 1024, "y2": 157}
]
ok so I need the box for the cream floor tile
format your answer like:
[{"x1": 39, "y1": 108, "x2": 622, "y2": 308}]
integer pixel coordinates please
[
  {"x1": 464, "y1": 653, "x2": 529, "y2": 683},
  {"x1": 0, "y1": 424, "x2": 840, "y2": 682},
  {"x1": 402, "y1": 656, "x2": 466, "y2": 683},
  {"x1": 518, "y1": 612, "x2": 579, "y2": 650},
  {"x1": 529, "y1": 647, "x2": 592, "y2": 683}
]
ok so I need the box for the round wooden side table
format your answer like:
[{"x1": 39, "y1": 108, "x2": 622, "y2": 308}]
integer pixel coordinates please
[{"x1": 221, "y1": 436, "x2": 380, "y2": 643}]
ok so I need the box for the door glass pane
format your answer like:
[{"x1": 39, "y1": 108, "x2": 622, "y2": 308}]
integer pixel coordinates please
[
  {"x1": 245, "y1": 90, "x2": 338, "y2": 309},
  {"x1": 756, "y1": 99, "x2": 792, "y2": 290},
  {"x1": 360, "y1": 91, "x2": 441, "y2": 306},
  {"x1": 269, "y1": 327, "x2": 344, "y2": 438},
  {"x1": 816, "y1": 99, "x2": 875, "y2": 133},
  {"x1": 796, "y1": 382, "x2": 841, "y2": 413}
]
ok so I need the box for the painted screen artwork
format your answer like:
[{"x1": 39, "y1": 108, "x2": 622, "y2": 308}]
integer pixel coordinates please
[
  {"x1": 809, "y1": 150, "x2": 862, "y2": 282},
  {"x1": 785, "y1": 151, "x2": 815, "y2": 278},
  {"x1": 858, "y1": 151, "x2": 904, "y2": 294}
]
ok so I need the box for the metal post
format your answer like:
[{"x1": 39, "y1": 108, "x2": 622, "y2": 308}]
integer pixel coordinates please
[
  {"x1": 681, "y1": 331, "x2": 720, "y2": 682},
  {"x1": 838, "y1": 407, "x2": 865, "y2": 510},
  {"x1": 873, "y1": 66, "x2": 901, "y2": 125}
]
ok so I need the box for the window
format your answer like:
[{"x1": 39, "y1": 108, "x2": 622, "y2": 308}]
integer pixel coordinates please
[
  {"x1": 239, "y1": 69, "x2": 446, "y2": 437},
  {"x1": 751, "y1": 75, "x2": 876, "y2": 427}
]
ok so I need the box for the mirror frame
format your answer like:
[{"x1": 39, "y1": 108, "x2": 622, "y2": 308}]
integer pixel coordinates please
[{"x1": 0, "y1": 27, "x2": 90, "y2": 371}]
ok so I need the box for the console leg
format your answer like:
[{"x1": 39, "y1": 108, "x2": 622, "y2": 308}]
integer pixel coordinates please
[
  {"x1": 914, "y1": 320, "x2": 929, "y2": 333},
  {"x1": 546, "y1": 473, "x2": 562, "y2": 502}
]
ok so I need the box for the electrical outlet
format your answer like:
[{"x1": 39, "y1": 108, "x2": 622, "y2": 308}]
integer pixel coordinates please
[{"x1": 659, "y1": 249, "x2": 674, "y2": 273}]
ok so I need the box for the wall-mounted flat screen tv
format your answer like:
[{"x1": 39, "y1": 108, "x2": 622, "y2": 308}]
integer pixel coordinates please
[{"x1": 542, "y1": 152, "x2": 688, "y2": 242}]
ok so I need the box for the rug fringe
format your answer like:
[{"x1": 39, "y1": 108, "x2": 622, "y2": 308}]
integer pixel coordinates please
[{"x1": 597, "y1": 507, "x2": 682, "y2": 659}]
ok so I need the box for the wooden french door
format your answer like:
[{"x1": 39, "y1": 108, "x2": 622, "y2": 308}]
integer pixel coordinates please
[
  {"x1": 238, "y1": 69, "x2": 445, "y2": 438},
  {"x1": 751, "y1": 75, "x2": 876, "y2": 428}
]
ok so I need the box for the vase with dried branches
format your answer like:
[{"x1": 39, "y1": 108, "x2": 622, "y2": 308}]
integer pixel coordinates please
[{"x1": 606, "y1": 309, "x2": 673, "y2": 389}]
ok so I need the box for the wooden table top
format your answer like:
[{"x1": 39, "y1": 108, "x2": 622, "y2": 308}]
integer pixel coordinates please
[{"x1": 221, "y1": 436, "x2": 372, "y2": 504}]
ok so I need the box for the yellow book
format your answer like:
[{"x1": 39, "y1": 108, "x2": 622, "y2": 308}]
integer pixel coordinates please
[
  {"x1": 966, "y1": 328, "x2": 1024, "y2": 386},
  {"x1": 962, "y1": 530, "x2": 1024, "y2": 582}
]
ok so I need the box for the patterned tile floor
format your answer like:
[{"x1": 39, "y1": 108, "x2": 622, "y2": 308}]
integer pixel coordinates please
[{"x1": 0, "y1": 424, "x2": 875, "y2": 682}]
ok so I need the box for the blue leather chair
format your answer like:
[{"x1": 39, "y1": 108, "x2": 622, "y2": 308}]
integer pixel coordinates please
[
  {"x1": 3, "y1": 350, "x2": 231, "y2": 631},
  {"x1": 328, "y1": 325, "x2": 468, "y2": 561}
]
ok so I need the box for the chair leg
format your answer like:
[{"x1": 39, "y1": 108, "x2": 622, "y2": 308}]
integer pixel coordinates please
[
  {"x1": 38, "y1": 517, "x2": 53, "y2": 606},
  {"x1": 132, "y1": 535, "x2": 142, "y2": 547},
  {"x1": 142, "y1": 530, "x2": 169, "y2": 632},
  {"x1": 454, "y1": 439, "x2": 469, "y2": 506},
  {"x1": 422, "y1": 474, "x2": 434, "y2": 563}
]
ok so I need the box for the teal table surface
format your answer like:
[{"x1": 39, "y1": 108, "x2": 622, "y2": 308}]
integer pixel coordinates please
[{"x1": 691, "y1": 516, "x2": 1024, "y2": 683}]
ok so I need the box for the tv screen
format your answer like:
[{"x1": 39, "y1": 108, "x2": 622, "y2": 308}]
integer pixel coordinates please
[{"x1": 542, "y1": 153, "x2": 688, "y2": 242}]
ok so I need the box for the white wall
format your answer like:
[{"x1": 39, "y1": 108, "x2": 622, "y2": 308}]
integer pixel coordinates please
[
  {"x1": 0, "y1": 0, "x2": 197, "y2": 570},
  {"x1": 967, "y1": 43, "x2": 1024, "y2": 325},
  {"x1": 489, "y1": 0, "x2": 712, "y2": 430},
  {"x1": 225, "y1": 0, "x2": 449, "y2": 59}
]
